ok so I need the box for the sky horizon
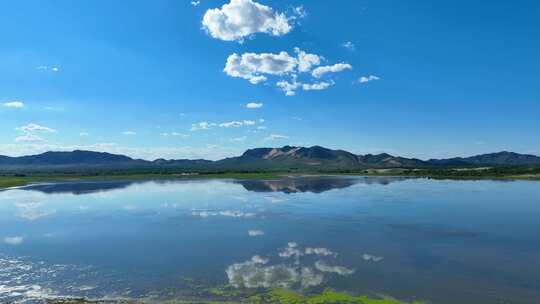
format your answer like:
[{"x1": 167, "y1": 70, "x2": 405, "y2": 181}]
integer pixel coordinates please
[{"x1": 1, "y1": 0, "x2": 539, "y2": 160}]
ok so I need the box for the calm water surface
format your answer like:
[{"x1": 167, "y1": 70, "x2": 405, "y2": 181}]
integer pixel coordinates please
[{"x1": 1, "y1": 177, "x2": 539, "y2": 303}]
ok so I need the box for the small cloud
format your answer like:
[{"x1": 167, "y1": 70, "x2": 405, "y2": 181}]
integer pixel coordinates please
[
  {"x1": 219, "y1": 120, "x2": 256, "y2": 128},
  {"x1": 342, "y1": 41, "x2": 355, "y2": 51},
  {"x1": 3, "y1": 101, "x2": 24, "y2": 108},
  {"x1": 16, "y1": 123, "x2": 57, "y2": 133},
  {"x1": 79, "y1": 132, "x2": 90, "y2": 137},
  {"x1": 51, "y1": 67, "x2": 60, "y2": 72},
  {"x1": 302, "y1": 80, "x2": 334, "y2": 91},
  {"x1": 312, "y1": 63, "x2": 352, "y2": 78},
  {"x1": 305, "y1": 247, "x2": 336, "y2": 257},
  {"x1": 248, "y1": 229, "x2": 265, "y2": 237},
  {"x1": 191, "y1": 121, "x2": 216, "y2": 131},
  {"x1": 231, "y1": 136, "x2": 247, "y2": 143},
  {"x1": 122, "y1": 131, "x2": 136, "y2": 136},
  {"x1": 15, "y1": 134, "x2": 45, "y2": 142},
  {"x1": 246, "y1": 102, "x2": 263, "y2": 109},
  {"x1": 191, "y1": 0, "x2": 200, "y2": 6},
  {"x1": 265, "y1": 134, "x2": 289, "y2": 141},
  {"x1": 43, "y1": 106, "x2": 64, "y2": 111},
  {"x1": 358, "y1": 75, "x2": 380, "y2": 83},
  {"x1": 4, "y1": 236, "x2": 24, "y2": 245}
]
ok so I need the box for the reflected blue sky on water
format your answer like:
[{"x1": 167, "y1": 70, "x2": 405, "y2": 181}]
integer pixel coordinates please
[{"x1": 1, "y1": 177, "x2": 540, "y2": 303}]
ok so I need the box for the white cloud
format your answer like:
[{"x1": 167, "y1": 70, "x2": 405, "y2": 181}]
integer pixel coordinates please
[
  {"x1": 358, "y1": 75, "x2": 380, "y2": 83},
  {"x1": 265, "y1": 134, "x2": 289, "y2": 141},
  {"x1": 231, "y1": 136, "x2": 247, "y2": 143},
  {"x1": 302, "y1": 80, "x2": 334, "y2": 91},
  {"x1": 191, "y1": 0, "x2": 200, "y2": 6},
  {"x1": 202, "y1": 0, "x2": 292, "y2": 42},
  {"x1": 79, "y1": 132, "x2": 89, "y2": 137},
  {"x1": 4, "y1": 236, "x2": 24, "y2": 245},
  {"x1": 342, "y1": 41, "x2": 355, "y2": 51},
  {"x1": 312, "y1": 63, "x2": 352, "y2": 78},
  {"x1": 191, "y1": 121, "x2": 217, "y2": 131},
  {"x1": 276, "y1": 79, "x2": 301, "y2": 96},
  {"x1": 225, "y1": 52, "x2": 297, "y2": 84},
  {"x1": 294, "y1": 47, "x2": 322, "y2": 72},
  {"x1": 314, "y1": 260, "x2": 354, "y2": 276},
  {"x1": 15, "y1": 134, "x2": 45, "y2": 142},
  {"x1": 219, "y1": 120, "x2": 256, "y2": 128},
  {"x1": 248, "y1": 229, "x2": 265, "y2": 236},
  {"x1": 51, "y1": 67, "x2": 60, "y2": 72},
  {"x1": 122, "y1": 131, "x2": 136, "y2": 136},
  {"x1": 3, "y1": 101, "x2": 24, "y2": 108},
  {"x1": 225, "y1": 48, "x2": 349, "y2": 95},
  {"x1": 16, "y1": 123, "x2": 56, "y2": 133},
  {"x1": 246, "y1": 102, "x2": 263, "y2": 109}
]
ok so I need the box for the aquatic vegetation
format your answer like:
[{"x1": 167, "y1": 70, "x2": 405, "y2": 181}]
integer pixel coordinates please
[{"x1": 263, "y1": 288, "x2": 419, "y2": 304}]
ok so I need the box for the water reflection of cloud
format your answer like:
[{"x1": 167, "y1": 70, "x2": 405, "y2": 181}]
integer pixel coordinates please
[
  {"x1": 3, "y1": 236, "x2": 24, "y2": 245},
  {"x1": 191, "y1": 210, "x2": 256, "y2": 218},
  {"x1": 314, "y1": 261, "x2": 355, "y2": 276},
  {"x1": 248, "y1": 230, "x2": 265, "y2": 237},
  {"x1": 13, "y1": 201, "x2": 56, "y2": 221},
  {"x1": 227, "y1": 242, "x2": 354, "y2": 290},
  {"x1": 362, "y1": 254, "x2": 384, "y2": 262}
]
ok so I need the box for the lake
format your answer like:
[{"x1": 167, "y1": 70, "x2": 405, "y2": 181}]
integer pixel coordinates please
[{"x1": 1, "y1": 176, "x2": 539, "y2": 303}]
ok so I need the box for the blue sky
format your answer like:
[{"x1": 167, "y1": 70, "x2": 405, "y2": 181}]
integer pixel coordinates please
[{"x1": 1, "y1": 0, "x2": 539, "y2": 160}]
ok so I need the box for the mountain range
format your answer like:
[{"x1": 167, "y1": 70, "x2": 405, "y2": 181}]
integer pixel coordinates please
[{"x1": 1, "y1": 146, "x2": 539, "y2": 171}]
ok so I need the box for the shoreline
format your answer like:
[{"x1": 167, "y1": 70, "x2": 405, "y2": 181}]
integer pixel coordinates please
[{"x1": 1, "y1": 171, "x2": 539, "y2": 190}]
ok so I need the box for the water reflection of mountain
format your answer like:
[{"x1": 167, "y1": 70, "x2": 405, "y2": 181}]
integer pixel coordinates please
[
  {"x1": 17, "y1": 176, "x2": 409, "y2": 195},
  {"x1": 21, "y1": 181, "x2": 136, "y2": 195},
  {"x1": 236, "y1": 176, "x2": 409, "y2": 194}
]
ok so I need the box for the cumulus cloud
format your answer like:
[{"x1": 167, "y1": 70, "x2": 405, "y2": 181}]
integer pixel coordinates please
[
  {"x1": 225, "y1": 52, "x2": 297, "y2": 84},
  {"x1": 191, "y1": 121, "x2": 217, "y2": 131},
  {"x1": 4, "y1": 236, "x2": 24, "y2": 245},
  {"x1": 265, "y1": 134, "x2": 289, "y2": 141},
  {"x1": 295, "y1": 47, "x2": 322, "y2": 72},
  {"x1": 314, "y1": 260, "x2": 354, "y2": 276},
  {"x1": 15, "y1": 134, "x2": 45, "y2": 143},
  {"x1": 202, "y1": 0, "x2": 292, "y2": 42},
  {"x1": 225, "y1": 48, "x2": 349, "y2": 95},
  {"x1": 358, "y1": 75, "x2": 380, "y2": 83},
  {"x1": 342, "y1": 41, "x2": 355, "y2": 51},
  {"x1": 248, "y1": 229, "x2": 265, "y2": 237},
  {"x1": 16, "y1": 123, "x2": 56, "y2": 133},
  {"x1": 246, "y1": 102, "x2": 263, "y2": 109},
  {"x1": 312, "y1": 63, "x2": 352, "y2": 78},
  {"x1": 3, "y1": 101, "x2": 24, "y2": 108}
]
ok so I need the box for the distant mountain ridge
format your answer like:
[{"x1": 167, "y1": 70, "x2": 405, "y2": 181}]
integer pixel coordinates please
[{"x1": 0, "y1": 146, "x2": 539, "y2": 170}]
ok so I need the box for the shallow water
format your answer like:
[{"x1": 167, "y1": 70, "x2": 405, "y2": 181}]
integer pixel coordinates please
[{"x1": 1, "y1": 177, "x2": 539, "y2": 303}]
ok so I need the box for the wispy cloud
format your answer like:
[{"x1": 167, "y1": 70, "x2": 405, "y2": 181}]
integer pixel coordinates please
[
  {"x1": 15, "y1": 134, "x2": 45, "y2": 142},
  {"x1": 248, "y1": 229, "x2": 265, "y2": 237},
  {"x1": 3, "y1": 101, "x2": 24, "y2": 108},
  {"x1": 246, "y1": 102, "x2": 263, "y2": 109},
  {"x1": 265, "y1": 134, "x2": 289, "y2": 141},
  {"x1": 342, "y1": 41, "x2": 355, "y2": 51},
  {"x1": 231, "y1": 136, "x2": 247, "y2": 143},
  {"x1": 16, "y1": 123, "x2": 57, "y2": 133},
  {"x1": 191, "y1": 121, "x2": 217, "y2": 131},
  {"x1": 122, "y1": 131, "x2": 136, "y2": 136},
  {"x1": 358, "y1": 75, "x2": 380, "y2": 83}
]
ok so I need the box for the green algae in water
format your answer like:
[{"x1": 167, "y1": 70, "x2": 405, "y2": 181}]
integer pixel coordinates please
[{"x1": 262, "y1": 288, "x2": 421, "y2": 304}]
